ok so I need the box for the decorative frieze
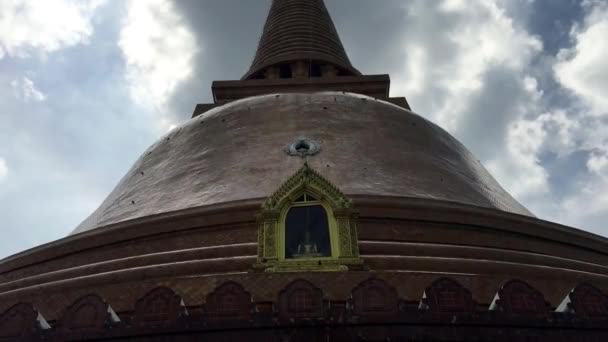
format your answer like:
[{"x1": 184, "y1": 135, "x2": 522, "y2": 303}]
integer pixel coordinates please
[
  {"x1": 132, "y1": 287, "x2": 187, "y2": 326},
  {"x1": 1, "y1": 278, "x2": 608, "y2": 340},
  {"x1": 420, "y1": 278, "x2": 476, "y2": 313},
  {"x1": 490, "y1": 280, "x2": 549, "y2": 315}
]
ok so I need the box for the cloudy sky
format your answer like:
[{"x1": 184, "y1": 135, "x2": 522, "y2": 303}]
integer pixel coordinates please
[{"x1": 1, "y1": 0, "x2": 607, "y2": 259}]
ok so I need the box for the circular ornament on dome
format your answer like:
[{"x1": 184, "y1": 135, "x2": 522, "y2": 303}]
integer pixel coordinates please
[{"x1": 285, "y1": 138, "x2": 320, "y2": 157}]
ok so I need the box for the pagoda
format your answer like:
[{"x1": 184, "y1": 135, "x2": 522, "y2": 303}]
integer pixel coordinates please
[{"x1": 1, "y1": 0, "x2": 608, "y2": 340}]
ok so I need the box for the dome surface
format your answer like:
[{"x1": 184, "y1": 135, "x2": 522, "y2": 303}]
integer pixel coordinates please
[{"x1": 73, "y1": 92, "x2": 532, "y2": 234}]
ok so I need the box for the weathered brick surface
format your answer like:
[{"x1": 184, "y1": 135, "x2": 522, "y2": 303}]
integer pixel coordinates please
[
  {"x1": 358, "y1": 219, "x2": 608, "y2": 266},
  {"x1": 1, "y1": 199, "x2": 607, "y2": 341},
  {"x1": 0, "y1": 223, "x2": 256, "y2": 283}
]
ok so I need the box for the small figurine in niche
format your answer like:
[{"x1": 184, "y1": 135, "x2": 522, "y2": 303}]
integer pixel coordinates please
[
  {"x1": 285, "y1": 204, "x2": 331, "y2": 259},
  {"x1": 294, "y1": 230, "x2": 322, "y2": 258}
]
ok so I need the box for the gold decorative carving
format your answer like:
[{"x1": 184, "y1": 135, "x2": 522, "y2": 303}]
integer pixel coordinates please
[
  {"x1": 257, "y1": 222, "x2": 264, "y2": 259},
  {"x1": 264, "y1": 221, "x2": 278, "y2": 259},
  {"x1": 254, "y1": 163, "x2": 362, "y2": 272},
  {"x1": 349, "y1": 219, "x2": 360, "y2": 257},
  {"x1": 338, "y1": 218, "x2": 352, "y2": 258}
]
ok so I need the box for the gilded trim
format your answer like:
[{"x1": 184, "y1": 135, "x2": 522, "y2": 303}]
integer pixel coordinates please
[{"x1": 254, "y1": 163, "x2": 362, "y2": 272}]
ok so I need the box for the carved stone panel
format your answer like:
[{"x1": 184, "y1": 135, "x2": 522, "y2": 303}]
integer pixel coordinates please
[
  {"x1": 337, "y1": 217, "x2": 353, "y2": 258},
  {"x1": 490, "y1": 280, "x2": 548, "y2": 315},
  {"x1": 132, "y1": 287, "x2": 187, "y2": 326},
  {"x1": 351, "y1": 278, "x2": 399, "y2": 316},
  {"x1": 0, "y1": 303, "x2": 49, "y2": 339},
  {"x1": 420, "y1": 278, "x2": 475, "y2": 313},
  {"x1": 278, "y1": 279, "x2": 325, "y2": 319},
  {"x1": 558, "y1": 283, "x2": 608, "y2": 318},
  {"x1": 58, "y1": 294, "x2": 119, "y2": 333},
  {"x1": 205, "y1": 281, "x2": 253, "y2": 320},
  {"x1": 263, "y1": 219, "x2": 278, "y2": 260}
]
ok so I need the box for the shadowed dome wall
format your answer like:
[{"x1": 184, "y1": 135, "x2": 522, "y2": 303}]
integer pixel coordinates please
[{"x1": 74, "y1": 92, "x2": 531, "y2": 234}]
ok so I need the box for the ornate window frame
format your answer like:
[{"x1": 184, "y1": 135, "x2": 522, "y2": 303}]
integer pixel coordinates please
[
  {"x1": 254, "y1": 163, "x2": 362, "y2": 272},
  {"x1": 278, "y1": 194, "x2": 336, "y2": 261}
]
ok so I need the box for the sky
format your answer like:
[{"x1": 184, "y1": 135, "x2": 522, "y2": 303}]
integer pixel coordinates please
[{"x1": 0, "y1": 0, "x2": 607, "y2": 259}]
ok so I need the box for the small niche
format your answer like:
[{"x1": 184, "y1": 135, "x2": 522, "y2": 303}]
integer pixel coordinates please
[
  {"x1": 279, "y1": 64, "x2": 292, "y2": 79},
  {"x1": 285, "y1": 138, "x2": 320, "y2": 157},
  {"x1": 294, "y1": 140, "x2": 310, "y2": 152},
  {"x1": 310, "y1": 63, "x2": 322, "y2": 77}
]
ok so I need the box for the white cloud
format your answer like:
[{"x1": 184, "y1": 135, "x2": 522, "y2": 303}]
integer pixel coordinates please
[
  {"x1": 535, "y1": 1, "x2": 608, "y2": 234},
  {"x1": 0, "y1": 0, "x2": 104, "y2": 59},
  {"x1": 489, "y1": 102, "x2": 608, "y2": 232},
  {"x1": 392, "y1": 0, "x2": 542, "y2": 132},
  {"x1": 554, "y1": 0, "x2": 608, "y2": 116},
  {"x1": 10, "y1": 77, "x2": 47, "y2": 102},
  {"x1": 487, "y1": 113, "x2": 549, "y2": 198},
  {"x1": 557, "y1": 170, "x2": 608, "y2": 234},
  {"x1": 386, "y1": 0, "x2": 608, "y2": 236},
  {"x1": 118, "y1": 0, "x2": 198, "y2": 129},
  {"x1": 0, "y1": 157, "x2": 7, "y2": 182},
  {"x1": 390, "y1": 0, "x2": 547, "y2": 201},
  {"x1": 587, "y1": 151, "x2": 608, "y2": 175}
]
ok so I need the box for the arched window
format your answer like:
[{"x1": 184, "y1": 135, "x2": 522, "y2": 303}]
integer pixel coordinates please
[
  {"x1": 283, "y1": 194, "x2": 332, "y2": 259},
  {"x1": 255, "y1": 164, "x2": 362, "y2": 272}
]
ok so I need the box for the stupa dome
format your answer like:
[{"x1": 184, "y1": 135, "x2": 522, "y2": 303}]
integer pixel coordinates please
[
  {"x1": 74, "y1": 92, "x2": 531, "y2": 233},
  {"x1": 3, "y1": 1, "x2": 608, "y2": 339}
]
